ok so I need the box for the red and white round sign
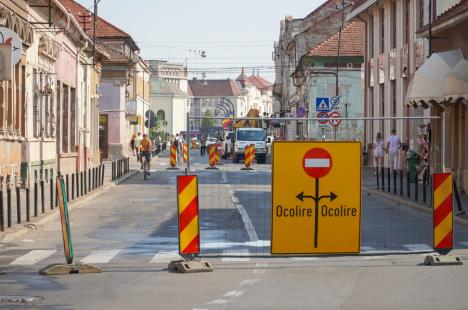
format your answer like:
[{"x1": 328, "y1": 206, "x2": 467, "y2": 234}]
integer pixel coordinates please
[
  {"x1": 329, "y1": 111, "x2": 341, "y2": 127},
  {"x1": 303, "y1": 148, "x2": 332, "y2": 178}
]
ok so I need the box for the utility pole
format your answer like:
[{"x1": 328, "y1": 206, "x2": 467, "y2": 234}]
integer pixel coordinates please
[{"x1": 336, "y1": 0, "x2": 345, "y2": 97}]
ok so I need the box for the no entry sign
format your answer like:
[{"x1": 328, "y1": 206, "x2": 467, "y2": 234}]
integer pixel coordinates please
[{"x1": 303, "y1": 148, "x2": 332, "y2": 179}]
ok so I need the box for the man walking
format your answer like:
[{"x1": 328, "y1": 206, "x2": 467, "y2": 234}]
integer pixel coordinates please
[{"x1": 386, "y1": 129, "x2": 401, "y2": 172}]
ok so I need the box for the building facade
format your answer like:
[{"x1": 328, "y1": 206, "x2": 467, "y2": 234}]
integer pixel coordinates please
[{"x1": 147, "y1": 60, "x2": 188, "y2": 137}]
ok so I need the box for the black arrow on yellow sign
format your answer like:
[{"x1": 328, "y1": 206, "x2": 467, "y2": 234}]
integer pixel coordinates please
[{"x1": 296, "y1": 179, "x2": 339, "y2": 249}]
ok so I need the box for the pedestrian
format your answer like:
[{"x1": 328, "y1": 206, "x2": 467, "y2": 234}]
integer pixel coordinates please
[
  {"x1": 174, "y1": 134, "x2": 181, "y2": 164},
  {"x1": 373, "y1": 132, "x2": 384, "y2": 174},
  {"x1": 130, "y1": 134, "x2": 136, "y2": 155},
  {"x1": 200, "y1": 136, "x2": 207, "y2": 156},
  {"x1": 134, "y1": 132, "x2": 143, "y2": 161},
  {"x1": 386, "y1": 129, "x2": 401, "y2": 172}
]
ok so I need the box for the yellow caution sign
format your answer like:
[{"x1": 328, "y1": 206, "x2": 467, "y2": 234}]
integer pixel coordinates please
[{"x1": 271, "y1": 141, "x2": 361, "y2": 254}]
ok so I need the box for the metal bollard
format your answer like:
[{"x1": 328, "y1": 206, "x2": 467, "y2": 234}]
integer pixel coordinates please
[
  {"x1": 111, "y1": 162, "x2": 115, "y2": 180},
  {"x1": 81, "y1": 171, "x2": 84, "y2": 196},
  {"x1": 66, "y1": 175, "x2": 70, "y2": 203},
  {"x1": 40, "y1": 180, "x2": 45, "y2": 213},
  {"x1": 16, "y1": 186, "x2": 21, "y2": 224},
  {"x1": 34, "y1": 181, "x2": 38, "y2": 217},
  {"x1": 376, "y1": 167, "x2": 379, "y2": 189},
  {"x1": 381, "y1": 167, "x2": 385, "y2": 191},
  {"x1": 7, "y1": 186, "x2": 11, "y2": 227},
  {"x1": 84, "y1": 170, "x2": 87, "y2": 196},
  {"x1": 406, "y1": 170, "x2": 410, "y2": 198},
  {"x1": 414, "y1": 173, "x2": 418, "y2": 202},
  {"x1": 393, "y1": 170, "x2": 397, "y2": 195},
  {"x1": 71, "y1": 173, "x2": 75, "y2": 200},
  {"x1": 423, "y1": 173, "x2": 427, "y2": 204},
  {"x1": 387, "y1": 167, "x2": 391, "y2": 193},
  {"x1": 50, "y1": 178, "x2": 54, "y2": 210},
  {"x1": 76, "y1": 172, "x2": 80, "y2": 198},
  {"x1": 400, "y1": 169, "x2": 403, "y2": 196},
  {"x1": 26, "y1": 187, "x2": 30, "y2": 222},
  {"x1": 0, "y1": 188, "x2": 4, "y2": 231},
  {"x1": 98, "y1": 165, "x2": 102, "y2": 187},
  {"x1": 101, "y1": 164, "x2": 105, "y2": 186},
  {"x1": 88, "y1": 169, "x2": 91, "y2": 192}
]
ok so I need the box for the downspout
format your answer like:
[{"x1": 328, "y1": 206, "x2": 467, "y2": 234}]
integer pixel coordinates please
[{"x1": 76, "y1": 43, "x2": 87, "y2": 172}]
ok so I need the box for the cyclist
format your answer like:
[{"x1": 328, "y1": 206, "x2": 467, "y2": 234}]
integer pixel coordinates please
[
  {"x1": 139, "y1": 133, "x2": 152, "y2": 176},
  {"x1": 134, "y1": 132, "x2": 143, "y2": 161}
]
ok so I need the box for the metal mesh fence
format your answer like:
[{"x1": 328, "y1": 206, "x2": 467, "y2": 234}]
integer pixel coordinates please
[
  {"x1": 176, "y1": 117, "x2": 468, "y2": 258},
  {"x1": 182, "y1": 115, "x2": 468, "y2": 257}
]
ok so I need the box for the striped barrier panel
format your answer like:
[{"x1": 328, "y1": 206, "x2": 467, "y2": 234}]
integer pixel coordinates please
[
  {"x1": 170, "y1": 145, "x2": 177, "y2": 167},
  {"x1": 177, "y1": 175, "x2": 200, "y2": 255},
  {"x1": 57, "y1": 176, "x2": 74, "y2": 264},
  {"x1": 183, "y1": 143, "x2": 188, "y2": 163},
  {"x1": 433, "y1": 172, "x2": 453, "y2": 253}
]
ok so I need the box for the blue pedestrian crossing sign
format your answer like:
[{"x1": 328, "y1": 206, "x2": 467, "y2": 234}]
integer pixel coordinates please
[{"x1": 315, "y1": 98, "x2": 330, "y2": 112}]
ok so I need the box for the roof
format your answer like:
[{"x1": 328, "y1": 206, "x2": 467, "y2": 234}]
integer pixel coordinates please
[
  {"x1": 308, "y1": 21, "x2": 365, "y2": 57},
  {"x1": 246, "y1": 75, "x2": 272, "y2": 91},
  {"x1": 150, "y1": 78, "x2": 187, "y2": 97},
  {"x1": 417, "y1": 0, "x2": 468, "y2": 34},
  {"x1": 188, "y1": 79, "x2": 242, "y2": 97},
  {"x1": 58, "y1": 0, "x2": 135, "y2": 42}
]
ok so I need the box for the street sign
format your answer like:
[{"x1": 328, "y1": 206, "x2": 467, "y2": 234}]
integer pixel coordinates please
[
  {"x1": 272, "y1": 141, "x2": 361, "y2": 254},
  {"x1": 329, "y1": 111, "x2": 341, "y2": 127},
  {"x1": 303, "y1": 148, "x2": 332, "y2": 178},
  {"x1": 0, "y1": 27, "x2": 22, "y2": 66},
  {"x1": 316, "y1": 111, "x2": 329, "y2": 124},
  {"x1": 315, "y1": 98, "x2": 330, "y2": 112},
  {"x1": 330, "y1": 96, "x2": 340, "y2": 109}
]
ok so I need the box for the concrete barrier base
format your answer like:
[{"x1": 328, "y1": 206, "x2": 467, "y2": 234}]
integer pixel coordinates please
[
  {"x1": 424, "y1": 254, "x2": 463, "y2": 266},
  {"x1": 168, "y1": 259, "x2": 213, "y2": 273},
  {"x1": 39, "y1": 263, "x2": 102, "y2": 275}
]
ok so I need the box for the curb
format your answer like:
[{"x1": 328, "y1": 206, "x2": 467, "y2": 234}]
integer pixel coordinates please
[
  {"x1": 364, "y1": 188, "x2": 468, "y2": 227},
  {"x1": 0, "y1": 170, "x2": 138, "y2": 244}
]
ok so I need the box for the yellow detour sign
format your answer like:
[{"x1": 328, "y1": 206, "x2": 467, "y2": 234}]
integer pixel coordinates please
[{"x1": 271, "y1": 141, "x2": 361, "y2": 254}]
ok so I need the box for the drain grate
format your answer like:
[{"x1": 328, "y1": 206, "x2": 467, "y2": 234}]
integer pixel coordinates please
[{"x1": 0, "y1": 296, "x2": 43, "y2": 304}]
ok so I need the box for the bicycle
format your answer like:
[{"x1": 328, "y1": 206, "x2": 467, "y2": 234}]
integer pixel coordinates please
[{"x1": 142, "y1": 155, "x2": 147, "y2": 180}]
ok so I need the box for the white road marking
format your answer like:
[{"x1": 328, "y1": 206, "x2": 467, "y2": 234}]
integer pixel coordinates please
[
  {"x1": 255, "y1": 263, "x2": 268, "y2": 267},
  {"x1": 225, "y1": 290, "x2": 245, "y2": 297},
  {"x1": 253, "y1": 269, "x2": 266, "y2": 274},
  {"x1": 403, "y1": 244, "x2": 433, "y2": 251},
  {"x1": 290, "y1": 257, "x2": 320, "y2": 261},
  {"x1": 222, "y1": 249, "x2": 250, "y2": 262},
  {"x1": 240, "y1": 278, "x2": 260, "y2": 286},
  {"x1": 150, "y1": 250, "x2": 181, "y2": 263},
  {"x1": 459, "y1": 242, "x2": 468, "y2": 247},
  {"x1": 9, "y1": 250, "x2": 57, "y2": 266},
  {"x1": 222, "y1": 171, "x2": 259, "y2": 242},
  {"x1": 206, "y1": 299, "x2": 231, "y2": 305},
  {"x1": 159, "y1": 163, "x2": 167, "y2": 166},
  {"x1": 22, "y1": 239, "x2": 35, "y2": 243},
  {"x1": 360, "y1": 246, "x2": 376, "y2": 253},
  {"x1": 80, "y1": 250, "x2": 120, "y2": 264}
]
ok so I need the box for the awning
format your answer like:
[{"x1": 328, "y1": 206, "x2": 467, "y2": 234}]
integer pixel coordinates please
[
  {"x1": 407, "y1": 49, "x2": 464, "y2": 107},
  {"x1": 444, "y1": 58, "x2": 468, "y2": 104}
]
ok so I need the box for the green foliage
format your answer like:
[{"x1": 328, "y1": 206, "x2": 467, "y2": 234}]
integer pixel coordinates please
[{"x1": 201, "y1": 110, "x2": 215, "y2": 129}]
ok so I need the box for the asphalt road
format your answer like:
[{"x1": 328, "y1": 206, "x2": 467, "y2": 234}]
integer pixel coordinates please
[{"x1": 0, "y1": 151, "x2": 468, "y2": 309}]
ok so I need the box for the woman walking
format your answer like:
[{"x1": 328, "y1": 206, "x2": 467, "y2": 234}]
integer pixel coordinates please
[
  {"x1": 130, "y1": 134, "x2": 137, "y2": 155},
  {"x1": 373, "y1": 132, "x2": 384, "y2": 174}
]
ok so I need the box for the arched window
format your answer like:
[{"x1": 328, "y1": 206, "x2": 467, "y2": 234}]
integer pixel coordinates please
[{"x1": 157, "y1": 110, "x2": 165, "y2": 121}]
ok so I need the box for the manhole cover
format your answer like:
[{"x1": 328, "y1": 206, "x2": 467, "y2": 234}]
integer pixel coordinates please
[{"x1": 0, "y1": 296, "x2": 43, "y2": 304}]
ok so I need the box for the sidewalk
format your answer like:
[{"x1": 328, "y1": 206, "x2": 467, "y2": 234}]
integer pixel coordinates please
[
  {"x1": 0, "y1": 158, "x2": 140, "y2": 243},
  {"x1": 363, "y1": 166, "x2": 468, "y2": 221}
]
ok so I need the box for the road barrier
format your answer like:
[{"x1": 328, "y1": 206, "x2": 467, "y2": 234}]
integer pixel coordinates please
[
  {"x1": 183, "y1": 143, "x2": 188, "y2": 163},
  {"x1": 111, "y1": 157, "x2": 130, "y2": 181},
  {"x1": 173, "y1": 114, "x2": 468, "y2": 257},
  {"x1": 241, "y1": 144, "x2": 255, "y2": 171},
  {"x1": 206, "y1": 145, "x2": 218, "y2": 170},
  {"x1": 433, "y1": 173, "x2": 453, "y2": 253},
  {"x1": 167, "y1": 145, "x2": 179, "y2": 170}
]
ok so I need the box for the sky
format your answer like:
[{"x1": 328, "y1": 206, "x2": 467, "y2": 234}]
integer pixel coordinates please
[{"x1": 77, "y1": 0, "x2": 325, "y2": 81}]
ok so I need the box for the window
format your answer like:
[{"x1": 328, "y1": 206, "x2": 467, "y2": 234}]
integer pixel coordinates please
[
  {"x1": 391, "y1": 1, "x2": 396, "y2": 49},
  {"x1": 56, "y1": 81, "x2": 61, "y2": 153},
  {"x1": 369, "y1": 15, "x2": 374, "y2": 58},
  {"x1": 70, "y1": 87, "x2": 76, "y2": 150},
  {"x1": 33, "y1": 69, "x2": 39, "y2": 137},
  {"x1": 391, "y1": 80, "x2": 396, "y2": 130},
  {"x1": 62, "y1": 84, "x2": 69, "y2": 152},
  {"x1": 380, "y1": 84, "x2": 385, "y2": 135},
  {"x1": 419, "y1": 0, "x2": 425, "y2": 28},
  {"x1": 404, "y1": 0, "x2": 410, "y2": 44},
  {"x1": 379, "y1": 8, "x2": 385, "y2": 53}
]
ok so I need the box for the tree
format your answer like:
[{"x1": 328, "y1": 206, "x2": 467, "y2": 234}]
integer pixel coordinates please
[{"x1": 201, "y1": 110, "x2": 215, "y2": 129}]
